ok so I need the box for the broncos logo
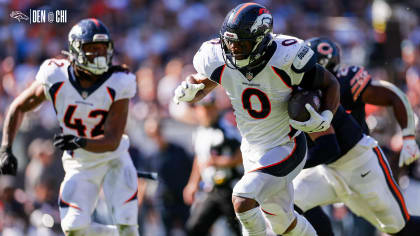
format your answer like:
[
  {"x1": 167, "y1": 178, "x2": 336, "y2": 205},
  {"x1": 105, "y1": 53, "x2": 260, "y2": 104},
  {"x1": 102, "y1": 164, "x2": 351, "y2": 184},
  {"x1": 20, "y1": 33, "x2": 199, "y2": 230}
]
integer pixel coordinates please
[
  {"x1": 10, "y1": 11, "x2": 29, "y2": 22},
  {"x1": 250, "y1": 13, "x2": 272, "y2": 34}
]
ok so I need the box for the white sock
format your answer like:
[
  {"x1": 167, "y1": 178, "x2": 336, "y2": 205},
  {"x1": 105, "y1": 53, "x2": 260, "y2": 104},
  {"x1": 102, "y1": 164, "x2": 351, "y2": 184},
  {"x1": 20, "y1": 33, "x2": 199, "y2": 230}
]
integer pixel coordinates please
[
  {"x1": 236, "y1": 207, "x2": 266, "y2": 236},
  {"x1": 283, "y1": 213, "x2": 317, "y2": 236}
]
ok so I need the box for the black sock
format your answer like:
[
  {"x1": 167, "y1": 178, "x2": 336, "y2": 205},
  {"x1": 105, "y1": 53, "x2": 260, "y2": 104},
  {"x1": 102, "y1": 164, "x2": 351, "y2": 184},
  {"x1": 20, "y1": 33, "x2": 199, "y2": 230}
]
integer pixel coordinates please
[
  {"x1": 395, "y1": 215, "x2": 420, "y2": 236},
  {"x1": 294, "y1": 205, "x2": 335, "y2": 236}
]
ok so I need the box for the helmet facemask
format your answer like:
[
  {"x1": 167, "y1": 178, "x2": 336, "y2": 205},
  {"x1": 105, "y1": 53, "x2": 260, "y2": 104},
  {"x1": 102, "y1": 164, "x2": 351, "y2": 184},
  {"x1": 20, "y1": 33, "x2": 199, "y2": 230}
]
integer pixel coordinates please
[
  {"x1": 219, "y1": 5, "x2": 273, "y2": 70},
  {"x1": 69, "y1": 38, "x2": 113, "y2": 75},
  {"x1": 63, "y1": 20, "x2": 114, "y2": 76}
]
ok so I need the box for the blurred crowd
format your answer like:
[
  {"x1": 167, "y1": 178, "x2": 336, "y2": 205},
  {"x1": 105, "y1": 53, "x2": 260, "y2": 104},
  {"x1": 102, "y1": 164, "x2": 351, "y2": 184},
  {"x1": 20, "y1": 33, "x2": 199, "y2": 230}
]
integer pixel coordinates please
[{"x1": 1, "y1": 0, "x2": 420, "y2": 235}]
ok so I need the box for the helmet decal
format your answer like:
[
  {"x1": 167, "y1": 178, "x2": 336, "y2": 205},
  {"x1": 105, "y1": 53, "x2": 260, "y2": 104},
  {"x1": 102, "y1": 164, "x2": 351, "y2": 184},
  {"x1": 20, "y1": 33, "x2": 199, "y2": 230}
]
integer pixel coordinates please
[
  {"x1": 317, "y1": 42, "x2": 333, "y2": 56},
  {"x1": 250, "y1": 13, "x2": 272, "y2": 34}
]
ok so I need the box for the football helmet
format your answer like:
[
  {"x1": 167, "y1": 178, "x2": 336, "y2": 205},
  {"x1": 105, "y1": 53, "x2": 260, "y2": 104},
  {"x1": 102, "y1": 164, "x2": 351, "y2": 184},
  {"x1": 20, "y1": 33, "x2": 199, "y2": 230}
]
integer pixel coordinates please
[
  {"x1": 220, "y1": 3, "x2": 273, "y2": 69},
  {"x1": 64, "y1": 18, "x2": 113, "y2": 75},
  {"x1": 306, "y1": 37, "x2": 340, "y2": 73}
]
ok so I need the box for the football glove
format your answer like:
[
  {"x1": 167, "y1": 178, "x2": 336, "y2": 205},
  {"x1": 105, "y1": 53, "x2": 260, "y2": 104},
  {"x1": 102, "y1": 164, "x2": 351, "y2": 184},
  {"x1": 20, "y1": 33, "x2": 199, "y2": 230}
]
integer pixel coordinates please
[
  {"x1": 399, "y1": 138, "x2": 420, "y2": 167},
  {"x1": 289, "y1": 104, "x2": 333, "y2": 133},
  {"x1": 173, "y1": 81, "x2": 205, "y2": 104},
  {"x1": 53, "y1": 134, "x2": 87, "y2": 151},
  {"x1": 0, "y1": 146, "x2": 18, "y2": 176}
]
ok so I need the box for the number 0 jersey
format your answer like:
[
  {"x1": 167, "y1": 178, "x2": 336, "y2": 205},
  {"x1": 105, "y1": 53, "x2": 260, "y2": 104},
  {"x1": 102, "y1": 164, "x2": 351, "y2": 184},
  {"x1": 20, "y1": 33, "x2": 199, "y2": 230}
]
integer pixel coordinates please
[
  {"x1": 36, "y1": 59, "x2": 136, "y2": 168},
  {"x1": 193, "y1": 34, "x2": 317, "y2": 172}
]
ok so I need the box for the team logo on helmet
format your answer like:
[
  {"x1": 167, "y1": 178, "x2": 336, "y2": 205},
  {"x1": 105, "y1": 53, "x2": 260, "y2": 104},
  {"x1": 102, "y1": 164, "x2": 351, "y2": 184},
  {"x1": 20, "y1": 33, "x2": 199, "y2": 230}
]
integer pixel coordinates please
[
  {"x1": 317, "y1": 42, "x2": 333, "y2": 56},
  {"x1": 250, "y1": 13, "x2": 272, "y2": 34}
]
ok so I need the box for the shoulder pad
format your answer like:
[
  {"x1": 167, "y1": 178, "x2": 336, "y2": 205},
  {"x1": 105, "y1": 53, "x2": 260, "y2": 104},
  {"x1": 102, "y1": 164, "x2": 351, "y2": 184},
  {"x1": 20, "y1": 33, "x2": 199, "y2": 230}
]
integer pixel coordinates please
[
  {"x1": 291, "y1": 45, "x2": 316, "y2": 73},
  {"x1": 108, "y1": 72, "x2": 137, "y2": 101},
  {"x1": 193, "y1": 39, "x2": 225, "y2": 81}
]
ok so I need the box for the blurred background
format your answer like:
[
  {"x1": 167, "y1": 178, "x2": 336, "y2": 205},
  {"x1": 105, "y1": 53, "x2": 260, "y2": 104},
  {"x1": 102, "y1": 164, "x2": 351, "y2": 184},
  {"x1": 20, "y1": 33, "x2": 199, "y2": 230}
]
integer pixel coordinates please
[{"x1": 0, "y1": 0, "x2": 420, "y2": 235}]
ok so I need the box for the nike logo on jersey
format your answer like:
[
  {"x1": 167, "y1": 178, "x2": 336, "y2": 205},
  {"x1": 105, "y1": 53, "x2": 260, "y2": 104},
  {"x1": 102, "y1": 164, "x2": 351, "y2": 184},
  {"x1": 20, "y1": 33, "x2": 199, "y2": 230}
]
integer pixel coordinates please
[{"x1": 361, "y1": 170, "x2": 370, "y2": 178}]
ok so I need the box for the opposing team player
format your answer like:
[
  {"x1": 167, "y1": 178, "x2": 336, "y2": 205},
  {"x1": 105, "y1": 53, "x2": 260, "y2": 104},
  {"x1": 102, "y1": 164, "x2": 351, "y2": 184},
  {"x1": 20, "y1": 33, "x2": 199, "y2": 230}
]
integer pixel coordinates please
[
  {"x1": 291, "y1": 37, "x2": 420, "y2": 236},
  {"x1": 307, "y1": 37, "x2": 419, "y2": 166},
  {"x1": 0, "y1": 19, "x2": 139, "y2": 236},
  {"x1": 293, "y1": 105, "x2": 420, "y2": 236},
  {"x1": 173, "y1": 3, "x2": 340, "y2": 236}
]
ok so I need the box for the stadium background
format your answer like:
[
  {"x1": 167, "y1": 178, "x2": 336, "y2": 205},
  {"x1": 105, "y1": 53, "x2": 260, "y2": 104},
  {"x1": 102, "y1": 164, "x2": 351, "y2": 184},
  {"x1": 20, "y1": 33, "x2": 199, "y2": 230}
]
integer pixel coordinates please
[{"x1": 0, "y1": 0, "x2": 420, "y2": 235}]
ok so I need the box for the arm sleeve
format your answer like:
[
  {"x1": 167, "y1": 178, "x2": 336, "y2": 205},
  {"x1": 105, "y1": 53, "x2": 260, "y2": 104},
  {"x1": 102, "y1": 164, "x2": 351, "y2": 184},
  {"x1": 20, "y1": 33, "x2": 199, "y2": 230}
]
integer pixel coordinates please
[
  {"x1": 115, "y1": 73, "x2": 137, "y2": 101},
  {"x1": 289, "y1": 45, "x2": 317, "y2": 86},
  {"x1": 193, "y1": 40, "x2": 225, "y2": 84},
  {"x1": 304, "y1": 134, "x2": 342, "y2": 169},
  {"x1": 35, "y1": 60, "x2": 55, "y2": 101}
]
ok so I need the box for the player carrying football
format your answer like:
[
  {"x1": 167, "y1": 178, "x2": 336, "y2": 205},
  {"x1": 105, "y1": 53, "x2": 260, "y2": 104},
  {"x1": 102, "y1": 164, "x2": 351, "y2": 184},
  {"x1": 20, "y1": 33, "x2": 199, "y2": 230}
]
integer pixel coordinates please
[
  {"x1": 0, "y1": 18, "x2": 139, "y2": 236},
  {"x1": 173, "y1": 3, "x2": 340, "y2": 236}
]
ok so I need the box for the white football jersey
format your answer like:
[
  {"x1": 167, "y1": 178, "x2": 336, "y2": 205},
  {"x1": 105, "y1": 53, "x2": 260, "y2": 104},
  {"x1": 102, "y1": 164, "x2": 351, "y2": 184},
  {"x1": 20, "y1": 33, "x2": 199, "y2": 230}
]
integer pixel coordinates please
[
  {"x1": 193, "y1": 35, "x2": 316, "y2": 171},
  {"x1": 36, "y1": 59, "x2": 136, "y2": 168}
]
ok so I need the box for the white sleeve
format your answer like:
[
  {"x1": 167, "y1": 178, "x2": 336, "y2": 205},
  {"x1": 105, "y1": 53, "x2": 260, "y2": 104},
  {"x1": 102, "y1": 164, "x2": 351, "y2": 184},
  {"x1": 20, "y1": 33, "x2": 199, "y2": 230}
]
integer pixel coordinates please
[
  {"x1": 35, "y1": 60, "x2": 55, "y2": 101},
  {"x1": 193, "y1": 41, "x2": 225, "y2": 83},
  {"x1": 289, "y1": 44, "x2": 317, "y2": 86},
  {"x1": 115, "y1": 72, "x2": 137, "y2": 101}
]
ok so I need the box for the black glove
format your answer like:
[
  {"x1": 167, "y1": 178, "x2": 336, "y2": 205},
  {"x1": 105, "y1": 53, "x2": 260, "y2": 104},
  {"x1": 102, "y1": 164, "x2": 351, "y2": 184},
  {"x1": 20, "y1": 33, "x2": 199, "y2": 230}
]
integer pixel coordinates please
[
  {"x1": 53, "y1": 134, "x2": 87, "y2": 151},
  {"x1": 0, "y1": 146, "x2": 18, "y2": 176}
]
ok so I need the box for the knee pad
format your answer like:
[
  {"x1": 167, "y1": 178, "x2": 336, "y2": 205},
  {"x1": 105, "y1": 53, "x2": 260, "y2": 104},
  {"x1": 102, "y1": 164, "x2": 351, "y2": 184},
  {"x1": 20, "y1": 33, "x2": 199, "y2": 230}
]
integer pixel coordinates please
[
  {"x1": 235, "y1": 207, "x2": 266, "y2": 236},
  {"x1": 118, "y1": 225, "x2": 139, "y2": 236},
  {"x1": 283, "y1": 213, "x2": 317, "y2": 236}
]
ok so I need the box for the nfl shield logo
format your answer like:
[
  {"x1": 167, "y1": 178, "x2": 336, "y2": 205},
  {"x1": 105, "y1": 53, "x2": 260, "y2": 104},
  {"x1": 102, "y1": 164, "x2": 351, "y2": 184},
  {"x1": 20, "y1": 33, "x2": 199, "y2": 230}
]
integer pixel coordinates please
[
  {"x1": 246, "y1": 72, "x2": 253, "y2": 80},
  {"x1": 81, "y1": 91, "x2": 88, "y2": 99}
]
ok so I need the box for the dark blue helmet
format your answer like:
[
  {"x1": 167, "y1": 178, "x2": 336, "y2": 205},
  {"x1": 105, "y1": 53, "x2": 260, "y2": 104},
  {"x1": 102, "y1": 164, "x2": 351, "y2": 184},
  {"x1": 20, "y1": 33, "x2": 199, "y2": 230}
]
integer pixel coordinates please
[
  {"x1": 220, "y1": 3, "x2": 273, "y2": 69},
  {"x1": 305, "y1": 37, "x2": 341, "y2": 73},
  {"x1": 65, "y1": 18, "x2": 113, "y2": 75}
]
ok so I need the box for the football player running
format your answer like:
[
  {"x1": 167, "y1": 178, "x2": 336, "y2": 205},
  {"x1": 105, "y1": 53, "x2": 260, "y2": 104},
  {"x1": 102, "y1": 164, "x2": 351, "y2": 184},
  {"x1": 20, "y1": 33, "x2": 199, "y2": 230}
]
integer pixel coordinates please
[
  {"x1": 0, "y1": 19, "x2": 139, "y2": 236},
  {"x1": 307, "y1": 37, "x2": 419, "y2": 166},
  {"x1": 291, "y1": 37, "x2": 420, "y2": 236},
  {"x1": 173, "y1": 3, "x2": 340, "y2": 236}
]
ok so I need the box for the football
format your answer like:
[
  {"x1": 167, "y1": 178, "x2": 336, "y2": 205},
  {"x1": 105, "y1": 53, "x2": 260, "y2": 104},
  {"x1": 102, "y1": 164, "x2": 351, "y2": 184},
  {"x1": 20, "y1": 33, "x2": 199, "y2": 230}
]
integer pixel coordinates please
[{"x1": 288, "y1": 90, "x2": 321, "y2": 122}]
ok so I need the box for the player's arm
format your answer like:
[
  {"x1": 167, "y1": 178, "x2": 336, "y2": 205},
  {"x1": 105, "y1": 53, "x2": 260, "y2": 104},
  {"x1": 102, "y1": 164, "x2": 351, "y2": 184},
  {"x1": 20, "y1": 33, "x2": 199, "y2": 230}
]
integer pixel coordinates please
[
  {"x1": 173, "y1": 74, "x2": 218, "y2": 104},
  {"x1": 361, "y1": 80, "x2": 419, "y2": 166},
  {"x1": 183, "y1": 156, "x2": 202, "y2": 205},
  {"x1": 290, "y1": 64, "x2": 340, "y2": 133},
  {"x1": 2, "y1": 80, "x2": 46, "y2": 148},
  {"x1": 53, "y1": 99, "x2": 129, "y2": 153},
  {"x1": 304, "y1": 126, "x2": 341, "y2": 169},
  {"x1": 1, "y1": 80, "x2": 46, "y2": 175}
]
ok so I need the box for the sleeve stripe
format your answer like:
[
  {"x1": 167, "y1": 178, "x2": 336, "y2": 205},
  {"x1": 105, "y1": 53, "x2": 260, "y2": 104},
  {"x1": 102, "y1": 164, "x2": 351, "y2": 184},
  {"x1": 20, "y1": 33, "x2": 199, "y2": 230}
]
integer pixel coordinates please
[
  {"x1": 350, "y1": 68, "x2": 371, "y2": 101},
  {"x1": 271, "y1": 66, "x2": 292, "y2": 88},
  {"x1": 210, "y1": 64, "x2": 226, "y2": 84},
  {"x1": 49, "y1": 82, "x2": 64, "y2": 113}
]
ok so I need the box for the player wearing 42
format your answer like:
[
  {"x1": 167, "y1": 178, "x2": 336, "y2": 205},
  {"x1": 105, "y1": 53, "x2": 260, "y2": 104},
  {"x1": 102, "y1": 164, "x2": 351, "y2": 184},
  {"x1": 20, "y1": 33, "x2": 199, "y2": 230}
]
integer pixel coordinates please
[
  {"x1": 173, "y1": 3, "x2": 340, "y2": 236},
  {"x1": 0, "y1": 19, "x2": 139, "y2": 236}
]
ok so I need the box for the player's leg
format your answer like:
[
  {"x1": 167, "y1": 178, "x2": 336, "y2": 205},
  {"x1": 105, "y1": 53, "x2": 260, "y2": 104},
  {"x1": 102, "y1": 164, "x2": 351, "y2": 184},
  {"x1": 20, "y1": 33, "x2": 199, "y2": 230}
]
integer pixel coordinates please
[
  {"x1": 103, "y1": 153, "x2": 139, "y2": 236},
  {"x1": 60, "y1": 159, "x2": 118, "y2": 236},
  {"x1": 293, "y1": 166, "x2": 339, "y2": 235},
  {"x1": 337, "y1": 146, "x2": 408, "y2": 234},
  {"x1": 185, "y1": 191, "x2": 222, "y2": 235},
  {"x1": 295, "y1": 205, "x2": 335, "y2": 236},
  {"x1": 233, "y1": 142, "x2": 316, "y2": 236}
]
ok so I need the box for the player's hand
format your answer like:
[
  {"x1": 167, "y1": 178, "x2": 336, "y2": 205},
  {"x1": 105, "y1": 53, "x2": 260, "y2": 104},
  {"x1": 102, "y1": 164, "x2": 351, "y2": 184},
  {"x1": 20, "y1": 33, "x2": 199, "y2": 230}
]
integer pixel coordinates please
[
  {"x1": 183, "y1": 183, "x2": 198, "y2": 205},
  {"x1": 173, "y1": 81, "x2": 205, "y2": 104},
  {"x1": 0, "y1": 146, "x2": 18, "y2": 176},
  {"x1": 399, "y1": 138, "x2": 420, "y2": 167},
  {"x1": 289, "y1": 104, "x2": 333, "y2": 133},
  {"x1": 53, "y1": 134, "x2": 87, "y2": 151}
]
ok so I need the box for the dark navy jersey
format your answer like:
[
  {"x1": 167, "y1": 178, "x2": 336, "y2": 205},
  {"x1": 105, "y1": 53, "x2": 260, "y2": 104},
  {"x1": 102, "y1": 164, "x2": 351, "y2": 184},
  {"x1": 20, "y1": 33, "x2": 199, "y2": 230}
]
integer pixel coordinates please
[
  {"x1": 334, "y1": 65, "x2": 372, "y2": 134},
  {"x1": 306, "y1": 106, "x2": 364, "y2": 163}
]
